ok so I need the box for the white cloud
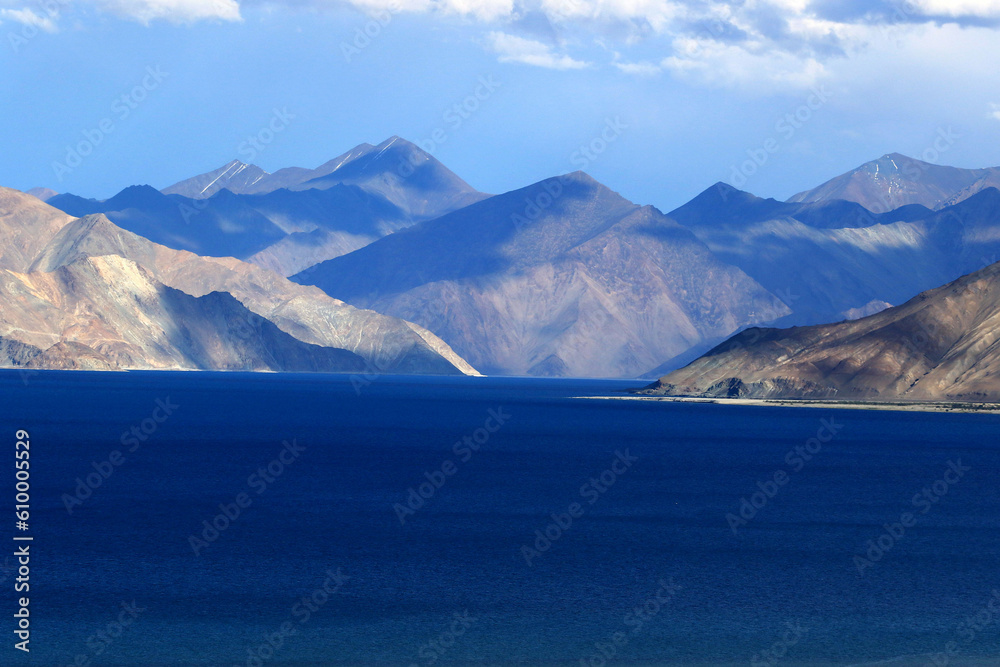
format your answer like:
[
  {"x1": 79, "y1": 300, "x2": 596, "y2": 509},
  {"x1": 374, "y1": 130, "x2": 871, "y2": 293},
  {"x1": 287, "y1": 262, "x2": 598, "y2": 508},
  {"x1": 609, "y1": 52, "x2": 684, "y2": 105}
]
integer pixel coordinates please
[
  {"x1": 0, "y1": 0, "x2": 240, "y2": 25},
  {"x1": 2, "y1": 0, "x2": 999, "y2": 93},
  {"x1": 486, "y1": 31, "x2": 589, "y2": 69},
  {"x1": 95, "y1": 0, "x2": 241, "y2": 23},
  {"x1": 614, "y1": 60, "x2": 660, "y2": 76},
  {"x1": 991, "y1": 103, "x2": 1000, "y2": 122},
  {"x1": 442, "y1": 0, "x2": 515, "y2": 21},
  {"x1": 538, "y1": 0, "x2": 682, "y2": 30},
  {"x1": 0, "y1": 7, "x2": 59, "y2": 31},
  {"x1": 910, "y1": 0, "x2": 1000, "y2": 18},
  {"x1": 661, "y1": 36, "x2": 827, "y2": 91}
]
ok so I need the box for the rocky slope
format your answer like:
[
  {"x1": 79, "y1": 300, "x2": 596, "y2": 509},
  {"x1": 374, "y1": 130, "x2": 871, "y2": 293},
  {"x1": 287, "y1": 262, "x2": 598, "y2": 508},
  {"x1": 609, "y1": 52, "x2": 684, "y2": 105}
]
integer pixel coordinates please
[
  {"x1": 644, "y1": 261, "x2": 1000, "y2": 401},
  {"x1": 0, "y1": 255, "x2": 367, "y2": 372},
  {"x1": 0, "y1": 187, "x2": 477, "y2": 375},
  {"x1": 787, "y1": 153, "x2": 1000, "y2": 211},
  {"x1": 293, "y1": 172, "x2": 790, "y2": 378}
]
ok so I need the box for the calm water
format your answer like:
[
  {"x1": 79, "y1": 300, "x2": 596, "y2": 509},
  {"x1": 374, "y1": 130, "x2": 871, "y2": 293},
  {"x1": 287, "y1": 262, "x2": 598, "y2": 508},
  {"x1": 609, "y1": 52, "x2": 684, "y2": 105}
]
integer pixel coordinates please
[{"x1": 2, "y1": 370, "x2": 1000, "y2": 666}]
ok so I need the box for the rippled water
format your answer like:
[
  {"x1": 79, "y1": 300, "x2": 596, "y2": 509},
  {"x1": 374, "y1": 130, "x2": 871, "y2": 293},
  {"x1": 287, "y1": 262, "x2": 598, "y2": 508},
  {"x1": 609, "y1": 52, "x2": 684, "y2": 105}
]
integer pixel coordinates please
[{"x1": 3, "y1": 369, "x2": 1000, "y2": 666}]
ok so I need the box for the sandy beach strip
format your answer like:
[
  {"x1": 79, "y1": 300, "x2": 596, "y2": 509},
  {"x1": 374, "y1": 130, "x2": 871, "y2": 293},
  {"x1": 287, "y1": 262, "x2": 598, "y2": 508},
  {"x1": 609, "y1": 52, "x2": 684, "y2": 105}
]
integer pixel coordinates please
[{"x1": 580, "y1": 394, "x2": 1000, "y2": 414}]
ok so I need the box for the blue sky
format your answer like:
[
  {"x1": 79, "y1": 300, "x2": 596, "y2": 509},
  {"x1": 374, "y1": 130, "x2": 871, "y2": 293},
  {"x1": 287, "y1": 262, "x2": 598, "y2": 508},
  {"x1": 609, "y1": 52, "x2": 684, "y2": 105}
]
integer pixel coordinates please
[{"x1": 2, "y1": 0, "x2": 1000, "y2": 211}]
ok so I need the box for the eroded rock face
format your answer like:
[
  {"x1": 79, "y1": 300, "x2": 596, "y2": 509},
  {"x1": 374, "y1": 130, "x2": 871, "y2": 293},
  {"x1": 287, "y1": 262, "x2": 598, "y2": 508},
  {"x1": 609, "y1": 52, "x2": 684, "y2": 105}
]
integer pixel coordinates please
[
  {"x1": 0, "y1": 187, "x2": 478, "y2": 375},
  {"x1": 0, "y1": 254, "x2": 368, "y2": 372},
  {"x1": 645, "y1": 261, "x2": 1000, "y2": 401},
  {"x1": 294, "y1": 172, "x2": 790, "y2": 378}
]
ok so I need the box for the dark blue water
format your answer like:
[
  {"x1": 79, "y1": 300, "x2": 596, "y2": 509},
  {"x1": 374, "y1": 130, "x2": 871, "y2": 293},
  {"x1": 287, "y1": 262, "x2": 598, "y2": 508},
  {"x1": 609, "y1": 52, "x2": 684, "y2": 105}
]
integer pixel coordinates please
[{"x1": 3, "y1": 370, "x2": 1000, "y2": 666}]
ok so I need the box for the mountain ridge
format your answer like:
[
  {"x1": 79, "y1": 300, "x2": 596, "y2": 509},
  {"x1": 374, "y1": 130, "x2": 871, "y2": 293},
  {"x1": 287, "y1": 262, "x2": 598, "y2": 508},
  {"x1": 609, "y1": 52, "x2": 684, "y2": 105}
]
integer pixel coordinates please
[
  {"x1": 0, "y1": 187, "x2": 478, "y2": 375},
  {"x1": 643, "y1": 259, "x2": 1000, "y2": 401},
  {"x1": 787, "y1": 152, "x2": 1000, "y2": 211},
  {"x1": 293, "y1": 171, "x2": 791, "y2": 378}
]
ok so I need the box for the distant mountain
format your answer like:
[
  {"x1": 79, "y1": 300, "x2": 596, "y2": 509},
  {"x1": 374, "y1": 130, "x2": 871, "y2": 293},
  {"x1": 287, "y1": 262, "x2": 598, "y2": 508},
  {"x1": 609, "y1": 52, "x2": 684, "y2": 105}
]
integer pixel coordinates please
[
  {"x1": 242, "y1": 184, "x2": 411, "y2": 276},
  {"x1": 671, "y1": 182, "x2": 948, "y2": 324},
  {"x1": 48, "y1": 185, "x2": 288, "y2": 259},
  {"x1": 46, "y1": 182, "x2": 407, "y2": 271},
  {"x1": 788, "y1": 152, "x2": 1000, "y2": 211},
  {"x1": 47, "y1": 137, "x2": 487, "y2": 275},
  {"x1": 0, "y1": 187, "x2": 477, "y2": 375},
  {"x1": 292, "y1": 172, "x2": 790, "y2": 378},
  {"x1": 24, "y1": 187, "x2": 57, "y2": 202},
  {"x1": 284, "y1": 136, "x2": 488, "y2": 219},
  {"x1": 161, "y1": 137, "x2": 488, "y2": 219},
  {"x1": 250, "y1": 143, "x2": 377, "y2": 194},
  {"x1": 162, "y1": 159, "x2": 269, "y2": 199},
  {"x1": 670, "y1": 182, "x2": 1000, "y2": 327},
  {"x1": 643, "y1": 260, "x2": 1000, "y2": 401}
]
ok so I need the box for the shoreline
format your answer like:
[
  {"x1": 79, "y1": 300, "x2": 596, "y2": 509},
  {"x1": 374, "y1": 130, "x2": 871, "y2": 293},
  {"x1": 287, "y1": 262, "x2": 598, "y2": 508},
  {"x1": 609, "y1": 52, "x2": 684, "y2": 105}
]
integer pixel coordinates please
[{"x1": 583, "y1": 395, "x2": 1000, "y2": 414}]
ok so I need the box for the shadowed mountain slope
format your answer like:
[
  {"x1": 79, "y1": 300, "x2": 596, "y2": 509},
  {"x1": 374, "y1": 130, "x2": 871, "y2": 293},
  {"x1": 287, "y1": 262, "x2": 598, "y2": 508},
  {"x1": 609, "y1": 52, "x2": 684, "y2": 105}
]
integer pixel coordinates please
[
  {"x1": 670, "y1": 182, "x2": 1000, "y2": 326},
  {"x1": 293, "y1": 172, "x2": 790, "y2": 378}
]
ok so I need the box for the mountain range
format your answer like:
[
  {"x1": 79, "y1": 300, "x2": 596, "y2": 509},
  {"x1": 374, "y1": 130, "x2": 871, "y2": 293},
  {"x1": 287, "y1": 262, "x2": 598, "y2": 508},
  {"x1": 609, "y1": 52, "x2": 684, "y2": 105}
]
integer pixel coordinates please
[
  {"x1": 0, "y1": 187, "x2": 475, "y2": 374},
  {"x1": 291, "y1": 172, "x2": 789, "y2": 377},
  {"x1": 16, "y1": 142, "x2": 1000, "y2": 384},
  {"x1": 47, "y1": 137, "x2": 487, "y2": 276},
  {"x1": 670, "y1": 178, "x2": 1000, "y2": 326}
]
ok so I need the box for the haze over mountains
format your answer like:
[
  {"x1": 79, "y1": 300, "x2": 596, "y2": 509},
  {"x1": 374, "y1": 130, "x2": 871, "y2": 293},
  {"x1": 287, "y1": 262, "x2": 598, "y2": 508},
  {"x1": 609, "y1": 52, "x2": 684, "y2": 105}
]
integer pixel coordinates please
[{"x1": 18, "y1": 141, "x2": 1000, "y2": 382}]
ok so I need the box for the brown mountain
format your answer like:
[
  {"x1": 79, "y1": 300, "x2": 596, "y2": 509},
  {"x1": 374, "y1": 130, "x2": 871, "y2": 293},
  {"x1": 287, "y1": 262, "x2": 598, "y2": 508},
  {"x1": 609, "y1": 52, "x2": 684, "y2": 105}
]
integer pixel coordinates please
[
  {"x1": 0, "y1": 187, "x2": 477, "y2": 375},
  {"x1": 644, "y1": 261, "x2": 1000, "y2": 401},
  {"x1": 0, "y1": 255, "x2": 366, "y2": 372}
]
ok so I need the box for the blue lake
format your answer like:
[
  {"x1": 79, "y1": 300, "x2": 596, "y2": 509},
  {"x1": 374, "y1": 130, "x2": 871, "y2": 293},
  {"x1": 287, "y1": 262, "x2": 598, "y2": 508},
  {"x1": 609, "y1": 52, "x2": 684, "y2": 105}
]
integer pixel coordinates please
[{"x1": 2, "y1": 370, "x2": 1000, "y2": 666}]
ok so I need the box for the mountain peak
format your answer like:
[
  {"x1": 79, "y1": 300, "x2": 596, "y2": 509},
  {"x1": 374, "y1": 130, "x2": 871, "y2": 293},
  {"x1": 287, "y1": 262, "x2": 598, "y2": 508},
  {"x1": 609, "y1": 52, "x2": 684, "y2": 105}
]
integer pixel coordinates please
[
  {"x1": 380, "y1": 135, "x2": 410, "y2": 148},
  {"x1": 667, "y1": 181, "x2": 766, "y2": 226},
  {"x1": 161, "y1": 160, "x2": 269, "y2": 199},
  {"x1": 119, "y1": 184, "x2": 161, "y2": 195},
  {"x1": 864, "y1": 153, "x2": 924, "y2": 174},
  {"x1": 559, "y1": 171, "x2": 600, "y2": 187},
  {"x1": 105, "y1": 184, "x2": 167, "y2": 209},
  {"x1": 788, "y1": 152, "x2": 1000, "y2": 210},
  {"x1": 702, "y1": 181, "x2": 758, "y2": 202}
]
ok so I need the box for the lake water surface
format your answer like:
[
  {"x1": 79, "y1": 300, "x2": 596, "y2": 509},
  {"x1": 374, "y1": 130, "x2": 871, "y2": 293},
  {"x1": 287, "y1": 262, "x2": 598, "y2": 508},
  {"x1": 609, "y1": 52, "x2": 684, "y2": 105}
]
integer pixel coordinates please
[{"x1": 2, "y1": 370, "x2": 1000, "y2": 666}]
